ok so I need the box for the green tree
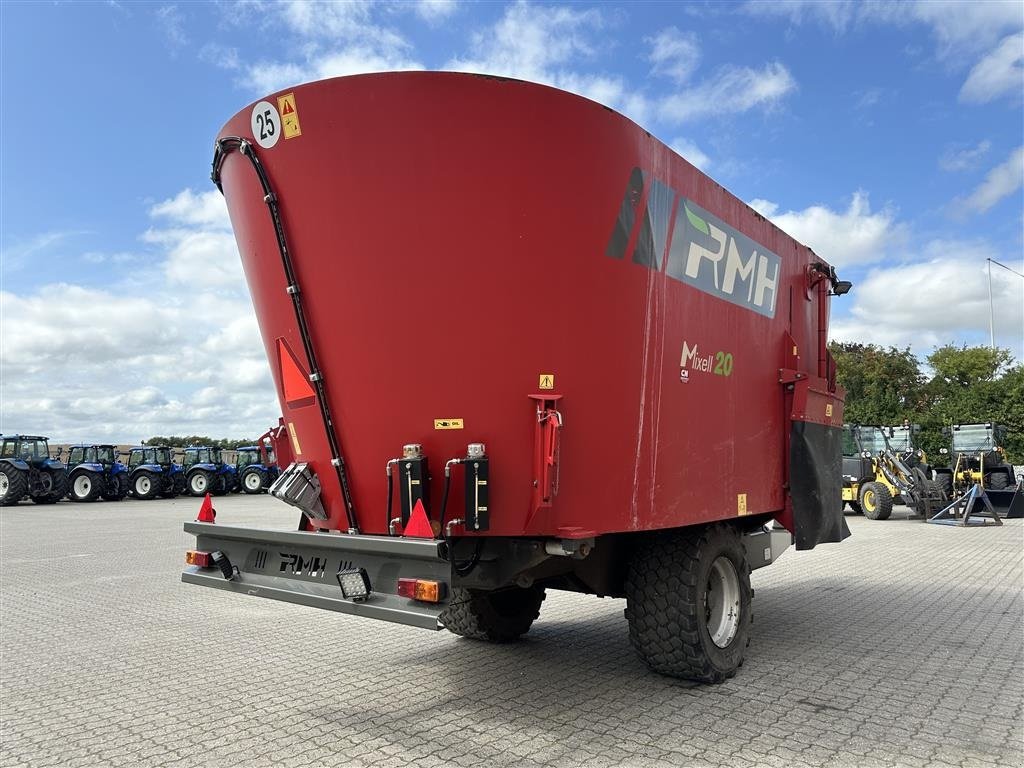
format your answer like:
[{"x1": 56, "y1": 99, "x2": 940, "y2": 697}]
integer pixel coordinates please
[
  {"x1": 829, "y1": 342, "x2": 923, "y2": 424},
  {"x1": 923, "y1": 345, "x2": 1022, "y2": 462}
]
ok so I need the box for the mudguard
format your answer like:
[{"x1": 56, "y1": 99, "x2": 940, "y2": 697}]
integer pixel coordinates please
[
  {"x1": 71, "y1": 462, "x2": 105, "y2": 474},
  {"x1": 1, "y1": 458, "x2": 30, "y2": 472}
]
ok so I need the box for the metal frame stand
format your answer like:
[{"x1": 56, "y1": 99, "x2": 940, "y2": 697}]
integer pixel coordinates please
[{"x1": 927, "y1": 484, "x2": 1003, "y2": 527}]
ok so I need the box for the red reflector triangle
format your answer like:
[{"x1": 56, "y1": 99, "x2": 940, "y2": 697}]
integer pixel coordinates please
[
  {"x1": 403, "y1": 499, "x2": 434, "y2": 539},
  {"x1": 277, "y1": 338, "x2": 316, "y2": 408}
]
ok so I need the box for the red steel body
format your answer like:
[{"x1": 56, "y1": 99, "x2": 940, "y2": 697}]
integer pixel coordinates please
[{"x1": 217, "y1": 72, "x2": 842, "y2": 539}]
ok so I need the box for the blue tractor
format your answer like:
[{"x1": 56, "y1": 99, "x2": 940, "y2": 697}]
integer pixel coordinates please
[
  {"x1": 235, "y1": 440, "x2": 281, "y2": 494},
  {"x1": 65, "y1": 444, "x2": 129, "y2": 502},
  {"x1": 126, "y1": 445, "x2": 185, "y2": 500},
  {"x1": 183, "y1": 446, "x2": 236, "y2": 496},
  {"x1": 0, "y1": 434, "x2": 68, "y2": 505}
]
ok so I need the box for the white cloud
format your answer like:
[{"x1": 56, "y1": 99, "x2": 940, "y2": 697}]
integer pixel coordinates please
[
  {"x1": 240, "y1": 0, "x2": 424, "y2": 93},
  {"x1": 830, "y1": 243, "x2": 1024, "y2": 358},
  {"x1": 0, "y1": 188, "x2": 280, "y2": 441},
  {"x1": 1, "y1": 231, "x2": 90, "y2": 273},
  {"x1": 669, "y1": 137, "x2": 711, "y2": 171},
  {"x1": 939, "y1": 140, "x2": 992, "y2": 172},
  {"x1": 155, "y1": 4, "x2": 188, "y2": 49},
  {"x1": 960, "y1": 32, "x2": 1024, "y2": 104},
  {"x1": 745, "y1": 0, "x2": 1023, "y2": 102},
  {"x1": 961, "y1": 146, "x2": 1024, "y2": 214},
  {"x1": 415, "y1": 0, "x2": 457, "y2": 23},
  {"x1": 447, "y1": 2, "x2": 601, "y2": 81},
  {"x1": 647, "y1": 27, "x2": 701, "y2": 84},
  {"x1": 749, "y1": 191, "x2": 899, "y2": 267},
  {"x1": 657, "y1": 62, "x2": 796, "y2": 123}
]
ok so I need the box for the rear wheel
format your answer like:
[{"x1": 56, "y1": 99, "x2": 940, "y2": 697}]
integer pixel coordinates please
[
  {"x1": 69, "y1": 470, "x2": 103, "y2": 502},
  {"x1": 935, "y1": 472, "x2": 954, "y2": 499},
  {"x1": 102, "y1": 474, "x2": 128, "y2": 501},
  {"x1": 860, "y1": 482, "x2": 893, "y2": 521},
  {"x1": 847, "y1": 500, "x2": 862, "y2": 514},
  {"x1": 133, "y1": 471, "x2": 160, "y2": 500},
  {"x1": 625, "y1": 523, "x2": 752, "y2": 682},
  {"x1": 987, "y1": 471, "x2": 1010, "y2": 490},
  {"x1": 31, "y1": 469, "x2": 66, "y2": 504},
  {"x1": 440, "y1": 586, "x2": 545, "y2": 642},
  {"x1": 188, "y1": 470, "x2": 213, "y2": 496},
  {"x1": 242, "y1": 469, "x2": 265, "y2": 494},
  {"x1": 0, "y1": 467, "x2": 28, "y2": 506}
]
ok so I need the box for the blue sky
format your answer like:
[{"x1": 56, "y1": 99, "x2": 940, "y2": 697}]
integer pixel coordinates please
[{"x1": 2, "y1": 0, "x2": 1022, "y2": 441}]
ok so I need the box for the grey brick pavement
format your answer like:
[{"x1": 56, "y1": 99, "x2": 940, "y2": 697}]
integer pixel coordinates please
[{"x1": 1, "y1": 496, "x2": 1021, "y2": 767}]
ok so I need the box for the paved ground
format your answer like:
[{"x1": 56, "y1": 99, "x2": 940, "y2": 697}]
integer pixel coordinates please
[{"x1": 1, "y1": 495, "x2": 1022, "y2": 768}]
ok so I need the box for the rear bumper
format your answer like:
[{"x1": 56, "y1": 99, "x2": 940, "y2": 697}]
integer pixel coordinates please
[{"x1": 181, "y1": 523, "x2": 450, "y2": 630}]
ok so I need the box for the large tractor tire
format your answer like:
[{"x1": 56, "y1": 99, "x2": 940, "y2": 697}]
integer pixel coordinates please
[
  {"x1": 69, "y1": 470, "x2": 103, "y2": 502},
  {"x1": 934, "y1": 472, "x2": 954, "y2": 499},
  {"x1": 242, "y1": 468, "x2": 266, "y2": 494},
  {"x1": 133, "y1": 471, "x2": 161, "y2": 500},
  {"x1": 986, "y1": 471, "x2": 1010, "y2": 490},
  {"x1": 31, "y1": 469, "x2": 67, "y2": 504},
  {"x1": 159, "y1": 476, "x2": 179, "y2": 499},
  {"x1": 172, "y1": 474, "x2": 187, "y2": 496},
  {"x1": 0, "y1": 466, "x2": 28, "y2": 506},
  {"x1": 440, "y1": 586, "x2": 545, "y2": 642},
  {"x1": 625, "y1": 523, "x2": 752, "y2": 683},
  {"x1": 211, "y1": 473, "x2": 229, "y2": 496},
  {"x1": 188, "y1": 470, "x2": 214, "y2": 497},
  {"x1": 847, "y1": 500, "x2": 862, "y2": 514},
  {"x1": 860, "y1": 482, "x2": 893, "y2": 521},
  {"x1": 102, "y1": 474, "x2": 128, "y2": 501}
]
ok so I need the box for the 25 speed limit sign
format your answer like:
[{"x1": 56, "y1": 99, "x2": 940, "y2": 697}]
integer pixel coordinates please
[{"x1": 250, "y1": 100, "x2": 281, "y2": 149}]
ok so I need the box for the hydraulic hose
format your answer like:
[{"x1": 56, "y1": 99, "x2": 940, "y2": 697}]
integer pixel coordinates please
[{"x1": 211, "y1": 137, "x2": 359, "y2": 533}]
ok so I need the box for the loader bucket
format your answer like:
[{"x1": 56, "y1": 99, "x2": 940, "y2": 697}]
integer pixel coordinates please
[{"x1": 966, "y1": 486, "x2": 1022, "y2": 518}]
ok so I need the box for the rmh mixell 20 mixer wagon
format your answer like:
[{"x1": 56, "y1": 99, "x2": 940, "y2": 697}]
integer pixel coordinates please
[{"x1": 183, "y1": 72, "x2": 851, "y2": 683}]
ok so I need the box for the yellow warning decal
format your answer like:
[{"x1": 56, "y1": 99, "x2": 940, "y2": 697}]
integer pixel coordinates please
[
  {"x1": 538, "y1": 374, "x2": 554, "y2": 390},
  {"x1": 825, "y1": 403, "x2": 833, "y2": 418},
  {"x1": 434, "y1": 418, "x2": 464, "y2": 430},
  {"x1": 737, "y1": 493, "x2": 749, "y2": 516},
  {"x1": 287, "y1": 421, "x2": 301, "y2": 456},
  {"x1": 278, "y1": 93, "x2": 302, "y2": 139}
]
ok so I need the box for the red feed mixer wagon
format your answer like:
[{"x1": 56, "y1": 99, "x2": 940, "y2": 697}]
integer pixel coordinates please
[{"x1": 183, "y1": 72, "x2": 851, "y2": 682}]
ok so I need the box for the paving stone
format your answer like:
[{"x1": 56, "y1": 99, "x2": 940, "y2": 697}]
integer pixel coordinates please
[{"x1": 1, "y1": 497, "x2": 1021, "y2": 767}]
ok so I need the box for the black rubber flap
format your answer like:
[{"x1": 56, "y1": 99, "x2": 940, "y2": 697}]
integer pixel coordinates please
[{"x1": 790, "y1": 420, "x2": 851, "y2": 550}]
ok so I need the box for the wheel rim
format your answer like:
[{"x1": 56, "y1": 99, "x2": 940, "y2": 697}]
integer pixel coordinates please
[
  {"x1": 705, "y1": 556, "x2": 741, "y2": 649},
  {"x1": 192, "y1": 475, "x2": 207, "y2": 492},
  {"x1": 863, "y1": 489, "x2": 876, "y2": 511},
  {"x1": 245, "y1": 473, "x2": 262, "y2": 490},
  {"x1": 136, "y1": 476, "x2": 151, "y2": 494},
  {"x1": 0, "y1": 472, "x2": 8, "y2": 496},
  {"x1": 39, "y1": 473, "x2": 54, "y2": 492},
  {"x1": 74, "y1": 476, "x2": 92, "y2": 496}
]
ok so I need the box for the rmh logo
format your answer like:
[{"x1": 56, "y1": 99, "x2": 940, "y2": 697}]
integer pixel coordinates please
[{"x1": 605, "y1": 168, "x2": 781, "y2": 318}]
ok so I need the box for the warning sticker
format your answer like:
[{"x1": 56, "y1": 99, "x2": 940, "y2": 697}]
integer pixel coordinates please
[
  {"x1": 277, "y1": 92, "x2": 302, "y2": 139},
  {"x1": 737, "y1": 493, "x2": 749, "y2": 516},
  {"x1": 434, "y1": 419, "x2": 464, "y2": 430},
  {"x1": 538, "y1": 374, "x2": 555, "y2": 390}
]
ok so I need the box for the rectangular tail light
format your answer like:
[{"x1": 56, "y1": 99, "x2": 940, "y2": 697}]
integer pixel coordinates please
[
  {"x1": 185, "y1": 550, "x2": 212, "y2": 567},
  {"x1": 397, "y1": 578, "x2": 446, "y2": 603}
]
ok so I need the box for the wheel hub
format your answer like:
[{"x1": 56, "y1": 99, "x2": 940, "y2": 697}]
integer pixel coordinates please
[
  {"x1": 0, "y1": 472, "x2": 9, "y2": 495},
  {"x1": 705, "y1": 556, "x2": 741, "y2": 649},
  {"x1": 74, "y1": 476, "x2": 92, "y2": 496}
]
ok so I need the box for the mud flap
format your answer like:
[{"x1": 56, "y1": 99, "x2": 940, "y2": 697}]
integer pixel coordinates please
[{"x1": 790, "y1": 420, "x2": 850, "y2": 549}]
